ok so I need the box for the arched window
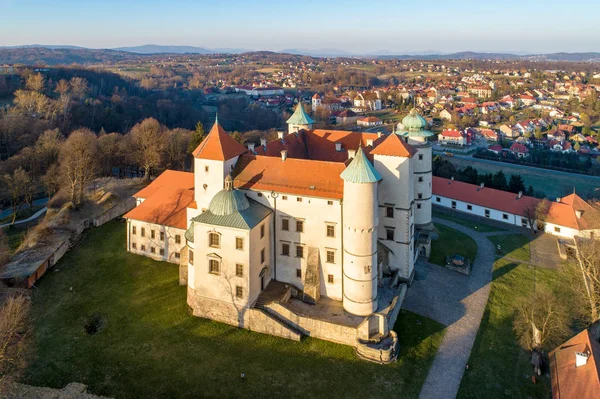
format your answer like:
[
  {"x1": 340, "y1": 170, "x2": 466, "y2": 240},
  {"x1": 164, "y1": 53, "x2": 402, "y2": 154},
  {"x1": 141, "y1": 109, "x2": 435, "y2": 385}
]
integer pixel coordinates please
[{"x1": 209, "y1": 232, "x2": 220, "y2": 248}]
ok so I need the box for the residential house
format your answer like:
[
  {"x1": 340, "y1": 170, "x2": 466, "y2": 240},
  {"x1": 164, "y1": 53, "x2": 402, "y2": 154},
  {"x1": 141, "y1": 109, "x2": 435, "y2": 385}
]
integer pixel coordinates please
[
  {"x1": 438, "y1": 129, "x2": 467, "y2": 146},
  {"x1": 353, "y1": 92, "x2": 382, "y2": 111},
  {"x1": 357, "y1": 116, "x2": 383, "y2": 127},
  {"x1": 509, "y1": 142, "x2": 530, "y2": 158}
]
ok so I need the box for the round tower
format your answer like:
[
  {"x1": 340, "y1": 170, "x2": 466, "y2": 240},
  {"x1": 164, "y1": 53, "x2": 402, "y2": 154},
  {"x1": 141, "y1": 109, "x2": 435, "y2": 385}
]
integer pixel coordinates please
[
  {"x1": 397, "y1": 109, "x2": 434, "y2": 231},
  {"x1": 340, "y1": 147, "x2": 382, "y2": 316},
  {"x1": 286, "y1": 102, "x2": 314, "y2": 134}
]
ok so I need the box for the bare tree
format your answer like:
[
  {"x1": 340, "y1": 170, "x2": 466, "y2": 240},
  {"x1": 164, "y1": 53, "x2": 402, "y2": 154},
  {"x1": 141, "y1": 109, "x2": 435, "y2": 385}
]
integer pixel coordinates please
[
  {"x1": 130, "y1": 118, "x2": 165, "y2": 181},
  {"x1": 1, "y1": 167, "x2": 31, "y2": 225},
  {"x1": 573, "y1": 239, "x2": 600, "y2": 322},
  {"x1": 98, "y1": 133, "x2": 125, "y2": 176},
  {"x1": 35, "y1": 128, "x2": 64, "y2": 170},
  {"x1": 524, "y1": 199, "x2": 550, "y2": 233},
  {"x1": 42, "y1": 163, "x2": 61, "y2": 199},
  {"x1": 513, "y1": 285, "x2": 569, "y2": 351},
  {"x1": 0, "y1": 229, "x2": 9, "y2": 267},
  {"x1": 69, "y1": 77, "x2": 88, "y2": 101},
  {"x1": 59, "y1": 128, "x2": 100, "y2": 205},
  {"x1": 0, "y1": 294, "x2": 31, "y2": 385},
  {"x1": 164, "y1": 128, "x2": 192, "y2": 171},
  {"x1": 25, "y1": 72, "x2": 45, "y2": 92}
]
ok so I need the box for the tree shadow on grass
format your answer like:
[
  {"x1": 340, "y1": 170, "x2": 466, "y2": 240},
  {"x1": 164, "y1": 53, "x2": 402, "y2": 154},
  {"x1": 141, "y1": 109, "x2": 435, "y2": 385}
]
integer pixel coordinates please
[{"x1": 493, "y1": 262, "x2": 519, "y2": 281}]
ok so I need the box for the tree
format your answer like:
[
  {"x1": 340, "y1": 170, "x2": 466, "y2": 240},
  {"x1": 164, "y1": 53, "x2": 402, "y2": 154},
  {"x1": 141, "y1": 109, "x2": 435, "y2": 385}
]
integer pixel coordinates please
[
  {"x1": 130, "y1": 118, "x2": 165, "y2": 181},
  {"x1": 0, "y1": 168, "x2": 31, "y2": 225},
  {"x1": 42, "y1": 164, "x2": 61, "y2": 198},
  {"x1": 69, "y1": 77, "x2": 88, "y2": 100},
  {"x1": 164, "y1": 128, "x2": 191, "y2": 170},
  {"x1": 0, "y1": 229, "x2": 10, "y2": 267},
  {"x1": 508, "y1": 174, "x2": 526, "y2": 194},
  {"x1": 0, "y1": 294, "x2": 31, "y2": 385},
  {"x1": 188, "y1": 121, "x2": 205, "y2": 154},
  {"x1": 231, "y1": 131, "x2": 244, "y2": 145},
  {"x1": 98, "y1": 133, "x2": 124, "y2": 176},
  {"x1": 59, "y1": 128, "x2": 100, "y2": 205},
  {"x1": 25, "y1": 72, "x2": 45, "y2": 92},
  {"x1": 513, "y1": 285, "x2": 569, "y2": 351},
  {"x1": 491, "y1": 170, "x2": 508, "y2": 190},
  {"x1": 35, "y1": 129, "x2": 63, "y2": 171},
  {"x1": 573, "y1": 238, "x2": 600, "y2": 322}
]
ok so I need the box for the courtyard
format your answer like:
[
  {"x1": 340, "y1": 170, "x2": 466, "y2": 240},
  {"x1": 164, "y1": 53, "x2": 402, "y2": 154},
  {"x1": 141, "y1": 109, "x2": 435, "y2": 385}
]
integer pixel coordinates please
[{"x1": 21, "y1": 221, "x2": 445, "y2": 399}]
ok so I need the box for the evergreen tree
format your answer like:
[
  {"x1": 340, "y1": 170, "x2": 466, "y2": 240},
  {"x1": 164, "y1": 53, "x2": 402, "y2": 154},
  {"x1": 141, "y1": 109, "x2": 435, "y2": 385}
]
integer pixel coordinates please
[
  {"x1": 508, "y1": 174, "x2": 526, "y2": 194},
  {"x1": 188, "y1": 121, "x2": 205, "y2": 154},
  {"x1": 491, "y1": 170, "x2": 508, "y2": 190}
]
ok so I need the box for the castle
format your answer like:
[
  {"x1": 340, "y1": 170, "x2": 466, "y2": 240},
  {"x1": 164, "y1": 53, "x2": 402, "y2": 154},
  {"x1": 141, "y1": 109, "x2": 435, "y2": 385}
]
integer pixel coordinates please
[{"x1": 124, "y1": 106, "x2": 434, "y2": 362}]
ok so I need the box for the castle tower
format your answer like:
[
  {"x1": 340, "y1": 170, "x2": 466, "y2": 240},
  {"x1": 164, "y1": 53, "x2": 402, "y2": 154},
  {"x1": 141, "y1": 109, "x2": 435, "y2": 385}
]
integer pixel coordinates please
[
  {"x1": 286, "y1": 102, "x2": 314, "y2": 134},
  {"x1": 191, "y1": 116, "x2": 247, "y2": 212},
  {"x1": 397, "y1": 109, "x2": 434, "y2": 231},
  {"x1": 311, "y1": 93, "x2": 322, "y2": 112},
  {"x1": 340, "y1": 146, "x2": 382, "y2": 316}
]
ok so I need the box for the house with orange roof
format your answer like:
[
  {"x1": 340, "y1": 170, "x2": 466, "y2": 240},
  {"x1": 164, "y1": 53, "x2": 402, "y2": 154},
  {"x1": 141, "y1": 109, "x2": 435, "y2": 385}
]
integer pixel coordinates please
[
  {"x1": 438, "y1": 129, "x2": 467, "y2": 146},
  {"x1": 122, "y1": 107, "x2": 436, "y2": 362},
  {"x1": 357, "y1": 116, "x2": 383, "y2": 127},
  {"x1": 550, "y1": 329, "x2": 600, "y2": 399}
]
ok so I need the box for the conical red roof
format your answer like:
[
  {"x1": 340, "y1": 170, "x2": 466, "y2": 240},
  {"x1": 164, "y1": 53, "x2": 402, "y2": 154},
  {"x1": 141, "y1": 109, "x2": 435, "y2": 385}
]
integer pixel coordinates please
[{"x1": 192, "y1": 120, "x2": 247, "y2": 161}]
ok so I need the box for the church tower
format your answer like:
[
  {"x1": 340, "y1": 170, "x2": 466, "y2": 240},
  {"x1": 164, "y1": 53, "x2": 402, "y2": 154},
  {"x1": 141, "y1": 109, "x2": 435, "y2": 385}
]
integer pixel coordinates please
[
  {"x1": 311, "y1": 93, "x2": 322, "y2": 112},
  {"x1": 340, "y1": 146, "x2": 382, "y2": 316},
  {"x1": 397, "y1": 109, "x2": 434, "y2": 231},
  {"x1": 286, "y1": 102, "x2": 314, "y2": 134}
]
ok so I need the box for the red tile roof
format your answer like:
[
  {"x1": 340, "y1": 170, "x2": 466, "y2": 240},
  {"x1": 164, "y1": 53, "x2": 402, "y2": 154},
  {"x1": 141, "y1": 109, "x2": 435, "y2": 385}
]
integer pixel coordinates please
[
  {"x1": 125, "y1": 170, "x2": 195, "y2": 229},
  {"x1": 550, "y1": 329, "x2": 600, "y2": 399},
  {"x1": 192, "y1": 121, "x2": 247, "y2": 161},
  {"x1": 549, "y1": 193, "x2": 600, "y2": 231},
  {"x1": 440, "y1": 129, "x2": 463, "y2": 138},
  {"x1": 370, "y1": 133, "x2": 418, "y2": 158},
  {"x1": 233, "y1": 154, "x2": 345, "y2": 199}
]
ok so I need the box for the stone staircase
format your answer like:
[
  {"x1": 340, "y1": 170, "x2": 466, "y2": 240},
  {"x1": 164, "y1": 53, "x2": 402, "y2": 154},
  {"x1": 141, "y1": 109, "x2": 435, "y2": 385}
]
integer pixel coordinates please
[{"x1": 254, "y1": 299, "x2": 304, "y2": 337}]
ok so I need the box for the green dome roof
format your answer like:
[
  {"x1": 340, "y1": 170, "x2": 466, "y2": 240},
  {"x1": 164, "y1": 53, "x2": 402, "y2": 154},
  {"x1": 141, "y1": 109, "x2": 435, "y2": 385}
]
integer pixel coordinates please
[
  {"x1": 208, "y1": 175, "x2": 250, "y2": 216},
  {"x1": 340, "y1": 146, "x2": 382, "y2": 184},
  {"x1": 286, "y1": 102, "x2": 314, "y2": 126},
  {"x1": 397, "y1": 109, "x2": 434, "y2": 138}
]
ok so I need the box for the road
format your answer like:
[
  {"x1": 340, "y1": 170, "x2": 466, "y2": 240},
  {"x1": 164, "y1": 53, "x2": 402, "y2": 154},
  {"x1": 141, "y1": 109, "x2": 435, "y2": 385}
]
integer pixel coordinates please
[
  {"x1": 0, "y1": 197, "x2": 49, "y2": 220},
  {"x1": 434, "y1": 152, "x2": 600, "y2": 182}
]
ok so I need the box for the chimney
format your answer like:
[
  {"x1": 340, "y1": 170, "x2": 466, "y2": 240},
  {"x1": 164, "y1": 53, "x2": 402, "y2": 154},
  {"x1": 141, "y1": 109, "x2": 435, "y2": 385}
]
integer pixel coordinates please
[
  {"x1": 281, "y1": 150, "x2": 288, "y2": 162},
  {"x1": 366, "y1": 139, "x2": 374, "y2": 146},
  {"x1": 377, "y1": 132, "x2": 382, "y2": 138},
  {"x1": 518, "y1": 191, "x2": 523, "y2": 199},
  {"x1": 576, "y1": 210, "x2": 583, "y2": 219},
  {"x1": 277, "y1": 131, "x2": 285, "y2": 140},
  {"x1": 576, "y1": 352, "x2": 590, "y2": 367},
  {"x1": 480, "y1": 183, "x2": 484, "y2": 189},
  {"x1": 248, "y1": 143, "x2": 255, "y2": 152},
  {"x1": 556, "y1": 197, "x2": 561, "y2": 203},
  {"x1": 347, "y1": 149, "x2": 356, "y2": 160},
  {"x1": 260, "y1": 138, "x2": 267, "y2": 147},
  {"x1": 335, "y1": 142, "x2": 342, "y2": 152},
  {"x1": 451, "y1": 176, "x2": 455, "y2": 181}
]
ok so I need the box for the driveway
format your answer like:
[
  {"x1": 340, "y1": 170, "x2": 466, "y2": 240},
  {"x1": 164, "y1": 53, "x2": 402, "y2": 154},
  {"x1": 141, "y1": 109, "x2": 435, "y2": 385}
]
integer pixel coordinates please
[{"x1": 404, "y1": 217, "x2": 496, "y2": 399}]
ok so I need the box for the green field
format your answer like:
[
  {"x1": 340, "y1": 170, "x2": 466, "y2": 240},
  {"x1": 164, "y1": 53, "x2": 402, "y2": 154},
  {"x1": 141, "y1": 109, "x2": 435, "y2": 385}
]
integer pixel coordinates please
[
  {"x1": 429, "y1": 224, "x2": 478, "y2": 266},
  {"x1": 23, "y1": 221, "x2": 445, "y2": 399},
  {"x1": 447, "y1": 157, "x2": 600, "y2": 200},
  {"x1": 432, "y1": 209, "x2": 505, "y2": 233},
  {"x1": 488, "y1": 234, "x2": 532, "y2": 263}
]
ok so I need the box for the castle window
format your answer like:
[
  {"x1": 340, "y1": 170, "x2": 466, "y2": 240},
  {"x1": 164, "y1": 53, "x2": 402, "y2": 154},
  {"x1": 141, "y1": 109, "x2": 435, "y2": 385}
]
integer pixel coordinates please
[
  {"x1": 281, "y1": 218, "x2": 289, "y2": 231},
  {"x1": 175, "y1": 252, "x2": 180, "y2": 259},
  {"x1": 160, "y1": 231, "x2": 164, "y2": 241},
  {"x1": 326, "y1": 250, "x2": 335, "y2": 263},
  {"x1": 327, "y1": 200, "x2": 333, "y2": 205},
  {"x1": 189, "y1": 250, "x2": 194, "y2": 264},
  {"x1": 261, "y1": 248, "x2": 265, "y2": 264},
  {"x1": 282, "y1": 195, "x2": 288, "y2": 200},
  {"x1": 236, "y1": 263, "x2": 244, "y2": 277},
  {"x1": 296, "y1": 220, "x2": 304, "y2": 233},
  {"x1": 521, "y1": 218, "x2": 528, "y2": 227},
  {"x1": 209, "y1": 259, "x2": 220, "y2": 274},
  {"x1": 467, "y1": 204, "x2": 473, "y2": 211},
  {"x1": 150, "y1": 247, "x2": 155, "y2": 254},
  {"x1": 386, "y1": 206, "x2": 394, "y2": 218},
  {"x1": 554, "y1": 226, "x2": 561, "y2": 233},
  {"x1": 485, "y1": 209, "x2": 490, "y2": 218},
  {"x1": 132, "y1": 226, "x2": 136, "y2": 235},
  {"x1": 160, "y1": 248, "x2": 164, "y2": 256},
  {"x1": 281, "y1": 242, "x2": 290, "y2": 256},
  {"x1": 209, "y1": 233, "x2": 220, "y2": 248},
  {"x1": 418, "y1": 177, "x2": 424, "y2": 183},
  {"x1": 502, "y1": 214, "x2": 509, "y2": 220},
  {"x1": 236, "y1": 237, "x2": 244, "y2": 250},
  {"x1": 326, "y1": 225, "x2": 335, "y2": 238},
  {"x1": 141, "y1": 245, "x2": 146, "y2": 251},
  {"x1": 296, "y1": 245, "x2": 304, "y2": 258},
  {"x1": 205, "y1": 166, "x2": 209, "y2": 172},
  {"x1": 257, "y1": 192, "x2": 263, "y2": 197},
  {"x1": 451, "y1": 201, "x2": 457, "y2": 209},
  {"x1": 436, "y1": 197, "x2": 441, "y2": 203},
  {"x1": 417, "y1": 204, "x2": 421, "y2": 209},
  {"x1": 386, "y1": 228, "x2": 395, "y2": 241},
  {"x1": 260, "y1": 224, "x2": 265, "y2": 238},
  {"x1": 328, "y1": 274, "x2": 334, "y2": 284},
  {"x1": 296, "y1": 269, "x2": 302, "y2": 278},
  {"x1": 151, "y1": 230, "x2": 155, "y2": 239},
  {"x1": 418, "y1": 193, "x2": 423, "y2": 199},
  {"x1": 297, "y1": 197, "x2": 303, "y2": 202},
  {"x1": 141, "y1": 228, "x2": 145, "y2": 237},
  {"x1": 418, "y1": 154, "x2": 423, "y2": 160},
  {"x1": 132, "y1": 243, "x2": 137, "y2": 249},
  {"x1": 235, "y1": 286, "x2": 243, "y2": 298},
  {"x1": 175, "y1": 235, "x2": 181, "y2": 244}
]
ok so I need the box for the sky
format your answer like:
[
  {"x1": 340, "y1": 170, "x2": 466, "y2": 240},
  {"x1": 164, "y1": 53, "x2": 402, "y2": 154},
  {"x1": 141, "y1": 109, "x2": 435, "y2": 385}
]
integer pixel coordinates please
[{"x1": 0, "y1": 0, "x2": 599, "y2": 54}]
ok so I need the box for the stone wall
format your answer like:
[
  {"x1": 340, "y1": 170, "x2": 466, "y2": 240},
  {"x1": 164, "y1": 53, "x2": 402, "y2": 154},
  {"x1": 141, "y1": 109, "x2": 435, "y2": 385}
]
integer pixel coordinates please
[{"x1": 93, "y1": 197, "x2": 136, "y2": 227}]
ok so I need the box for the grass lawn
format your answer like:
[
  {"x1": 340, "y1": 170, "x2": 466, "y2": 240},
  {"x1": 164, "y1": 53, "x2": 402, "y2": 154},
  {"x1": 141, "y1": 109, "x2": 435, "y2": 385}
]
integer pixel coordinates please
[
  {"x1": 2, "y1": 223, "x2": 32, "y2": 253},
  {"x1": 429, "y1": 224, "x2": 477, "y2": 267},
  {"x1": 432, "y1": 209, "x2": 505, "y2": 233},
  {"x1": 488, "y1": 234, "x2": 532, "y2": 263},
  {"x1": 23, "y1": 221, "x2": 445, "y2": 399},
  {"x1": 457, "y1": 258, "x2": 574, "y2": 398}
]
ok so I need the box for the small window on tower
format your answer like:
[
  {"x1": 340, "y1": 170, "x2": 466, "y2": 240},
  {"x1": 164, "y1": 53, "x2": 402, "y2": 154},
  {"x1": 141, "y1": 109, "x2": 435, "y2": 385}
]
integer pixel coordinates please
[
  {"x1": 328, "y1": 274, "x2": 334, "y2": 284},
  {"x1": 296, "y1": 220, "x2": 304, "y2": 233},
  {"x1": 418, "y1": 176, "x2": 424, "y2": 183},
  {"x1": 418, "y1": 154, "x2": 423, "y2": 160},
  {"x1": 281, "y1": 218, "x2": 289, "y2": 231},
  {"x1": 327, "y1": 200, "x2": 333, "y2": 205},
  {"x1": 386, "y1": 206, "x2": 394, "y2": 218},
  {"x1": 205, "y1": 166, "x2": 209, "y2": 172},
  {"x1": 386, "y1": 229, "x2": 394, "y2": 241}
]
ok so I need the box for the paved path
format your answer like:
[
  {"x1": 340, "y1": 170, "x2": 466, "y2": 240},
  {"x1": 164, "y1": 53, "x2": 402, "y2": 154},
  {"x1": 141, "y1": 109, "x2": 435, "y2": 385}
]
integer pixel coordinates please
[
  {"x1": 404, "y1": 217, "x2": 496, "y2": 399},
  {"x1": 0, "y1": 198, "x2": 48, "y2": 219},
  {"x1": 0, "y1": 207, "x2": 47, "y2": 229}
]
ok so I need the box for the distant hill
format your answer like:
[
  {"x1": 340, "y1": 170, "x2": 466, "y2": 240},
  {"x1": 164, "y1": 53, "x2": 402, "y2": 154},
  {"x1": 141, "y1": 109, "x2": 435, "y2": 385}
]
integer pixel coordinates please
[
  {"x1": 0, "y1": 47, "x2": 143, "y2": 65},
  {"x1": 376, "y1": 51, "x2": 600, "y2": 62},
  {"x1": 113, "y1": 44, "x2": 213, "y2": 54}
]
